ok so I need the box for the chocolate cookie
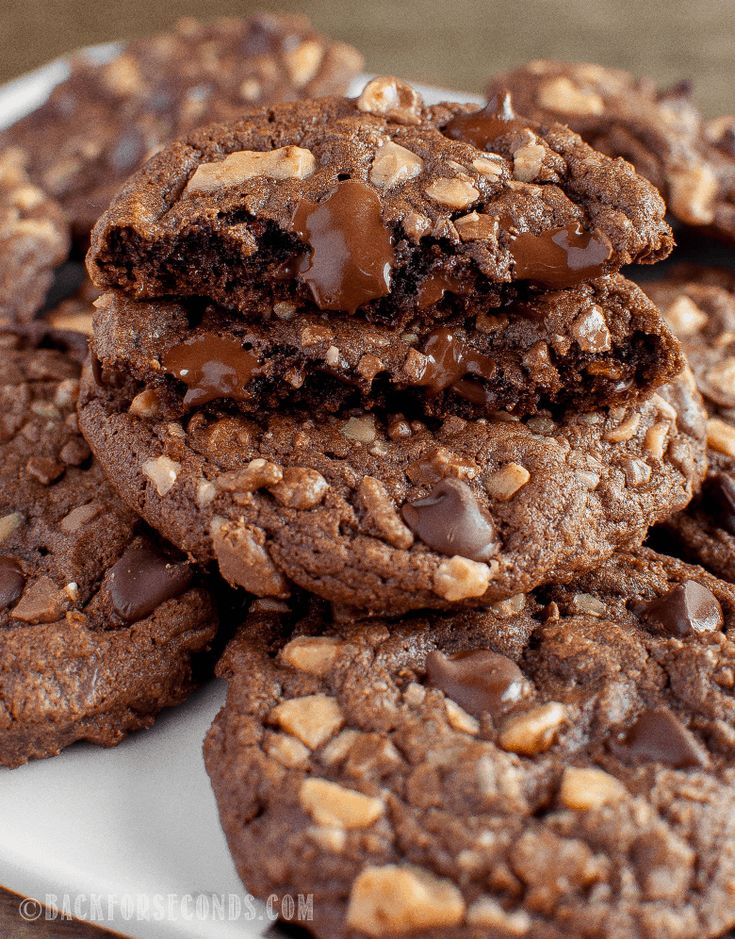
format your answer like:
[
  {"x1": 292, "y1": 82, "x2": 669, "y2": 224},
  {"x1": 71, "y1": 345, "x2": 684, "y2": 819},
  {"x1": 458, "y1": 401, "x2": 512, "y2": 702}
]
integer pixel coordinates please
[
  {"x1": 486, "y1": 61, "x2": 735, "y2": 243},
  {"x1": 78, "y1": 360, "x2": 706, "y2": 612},
  {"x1": 0, "y1": 148, "x2": 70, "y2": 323},
  {"x1": 45, "y1": 275, "x2": 99, "y2": 335},
  {"x1": 0, "y1": 327, "x2": 218, "y2": 767},
  {"x1": 645, "y1": 268, "x2": 735, "y2": 581},
  {"x1": 0, "y1": 15, "x2": 363, "y2": 242},
  {"x1": 91, "y1": 274, "x2": 683, "y2": 421},
  {"x1": 205, "y1": 548, "x2": 735, "y2": 939},
  {"x1": 87, "y1": 77, "x2": 673, "y2": 325}
]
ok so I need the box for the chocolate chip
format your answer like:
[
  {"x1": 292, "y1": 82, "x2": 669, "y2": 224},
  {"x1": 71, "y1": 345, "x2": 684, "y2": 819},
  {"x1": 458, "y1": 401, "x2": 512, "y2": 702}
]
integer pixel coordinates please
[
  {"x1": 442, "y1": 91, "x2": 524, "y2": 147},
  {"x1": 642, "y1": 580, "x2": 724, "y2": 637},
  {"x1": 401, "y1": 478, "x2": 499, "y2": 562},
  {"x1": 163, "y1": 333, "x2": 259, "y2": 407},
  {"x1": 409, "y1": 327, "x2": 496, "y2": 404},
  {"x1": 0, "y1": 556, "x2": 25, "y2": 610},
  {"x1": 109, "y1": 540, "x2": 193, "y2": 622},
  {"x1": 26, "y1": 457, "x2": 65, "y2": 486},
  {"x1": 610, "y1": 707, "x2": 707, "y2": 768},
  {"x1": 509, "y1": 222, "x2": 612, "y2": 288},
  {"x1": 426, "y1": 648, "x2": 530, "y2": 718},
  {"x1": 703, "y1": 473, "x2": 735, "y2": 536},
  {"x1": 292, "y1": 179, "x2": 395, "y2": 313}
]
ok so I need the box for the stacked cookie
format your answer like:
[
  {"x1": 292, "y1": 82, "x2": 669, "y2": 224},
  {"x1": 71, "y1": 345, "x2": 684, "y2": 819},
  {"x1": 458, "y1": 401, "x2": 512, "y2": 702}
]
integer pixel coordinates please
[{"x1": 69, "y1": 75, "x2": 735, "y2": 935}]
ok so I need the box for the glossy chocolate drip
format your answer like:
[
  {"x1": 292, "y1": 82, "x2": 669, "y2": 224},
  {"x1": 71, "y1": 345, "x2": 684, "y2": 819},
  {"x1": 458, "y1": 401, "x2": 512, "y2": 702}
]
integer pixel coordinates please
[
  {"x1": 704, "y1": 472, "x2": 735, "y2": 535},
  {"x1": 443, "y1": 91, "x2": 525, "y2": 148},
  {"x1": 0, "y1": 556, "x2": 25, "y2": 610},
  {"x1": 411, "y1": 327, "x2": 496, "y2": 404},
  {"x1": 426, "y1": 648, "x2": 530, "y2": 718},
  {"x1": 417, "y1": 273, "x2": 468, "y2": 310},
  {"x1": 109, "y1": 540, "x2": 193, "y2": 623},
  {"x1": 610, "y1": 707, "x2": 707, "y2": 768},
  {"x1": 642, "y1": 580, "x2": 723, "y2": 637},
  {"x1": 509, "y1": 222, "x2": 612, "y2": 288},
  {"x1": 163, "y1": 334, "x2": 258, "y2": 407},
  {"x1": 292, "y1": 179, "x2": 394, "y2": 313},
  {"x1": 401, "y1": 478, "x2": 499, "y2": 562}
]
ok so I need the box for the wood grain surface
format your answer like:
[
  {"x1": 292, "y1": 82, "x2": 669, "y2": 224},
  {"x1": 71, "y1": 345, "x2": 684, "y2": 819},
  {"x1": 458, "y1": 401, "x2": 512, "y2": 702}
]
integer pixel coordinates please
[{"x1": 0, "y1": 1, "x2": 733, "y2": 936}]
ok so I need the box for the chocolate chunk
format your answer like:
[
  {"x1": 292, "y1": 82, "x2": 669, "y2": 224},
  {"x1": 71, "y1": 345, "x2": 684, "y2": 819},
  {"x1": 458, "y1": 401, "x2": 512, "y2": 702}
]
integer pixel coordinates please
[
  {"x1": 163, "y1": 334, "x2": 259, "y2": 407},
  {"x1": 416, "y1": 273, "x2": 468, "y2": 310},
  {"x1": 401, "y1": 478, "x2": 499, "y2": 562},
  {"x1": 293, "y1": 179, "x2": 395, "y2": 313},
  {"x1": 426, "y1": 648, "x2": 530, "y2": 718},
  {"x1": 510, "y1": 222, "x2": 612, "y2": 288},
  {"x1": 442, "y1": 91, "x2": 525, "y2": 147},
  {"x1": 0, "y1": 556, "x2": 25, "y2": 609},
  {"x1": 109, "y1": 540, "x2": 193, "y2": 622},
  {"x1": 703, "y1": 473, "x2": 735, "y2": 536},
  {"x1": 410, "y1": 327, "x2": 496, "y2": 403},
  {"x1": 642, "y1": 580, "x2": 724, "y2": 637},
  {"x1": 611, "y1": 707, "x2": 708, "y2": 768}
]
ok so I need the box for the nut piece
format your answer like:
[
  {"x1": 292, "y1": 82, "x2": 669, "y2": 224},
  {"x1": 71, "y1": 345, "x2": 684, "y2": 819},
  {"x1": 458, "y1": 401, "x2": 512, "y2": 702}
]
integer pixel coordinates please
[
  {"x1": 269, "y1": 467, "x2": 329, "y2": 509},
  {"x1": 12, "y1": 576, "x2": 65, "y2": 624},
  {"x1": 281, "y1": 636, "x2": 344, "y2": 675},
  {"x1": 370, "y1": 141, "x2": 424, "y2": 189},
  {"x1": 668, "y1": 163, "x2": 718, "y2": 226},
  {"x1": 142, "y1": 455, "x2": 181, "y2": 496},
  {"x1": 434, "y1": 556, "x2": 492, "y2": 601},
  {"x1": 572, "y1": 306, "x2": 612, "y2": 353},
  {"x1": 265, "y1": 733, "x2": 310, "y2": 769},
  {"x1": 356, "y1": 76, "x2": 424, "y2": 125},
  {"x1": 467, "y1": 898, "x2": 531, "y2": 934},
  {"x1": 472, "y1": 155, "x2": 505, "y2": 179},
  {"x1": 129, "y1": 388, "x2": 163, "y2": 418},
  {"x1": 705, "y1": 358, "x2": 735, "y2": 405},
  {"x1": 0, "y1": 512, "x2": 22, "y2": 543},
  {"x1": 512, "y1": 140, "x2": 546, "y2": 182},
  {"x1": 186, "y1": 146, "x2": 316, "y2": 194},
  {"x1": 570, "y1": 592, "x2": 607, "y2": 617},
  {"x1": 218, "y1": 459, "x2": 284, "y2": 494},
  {"x1": 269, "y1": 694, "x2": 344, "y2": 749},
  {"x1": 284, "y1": 39, "x2": 324, "y2": 87},
  {"x1": 664, "y1": 295, "x2": 708, "y2": 337},
  {"x1": 485, "y1": 463, "x2": 530, "y2": 501},
  {"x1": 445, "y1": 699, "x2": 480, "y2": 735},
  {"x1": 560, "y1": 766, "x2": 627, "y2": 811},
  {"x1": 454, "y1": 211, "x2": 497, "y2": 241},
  {"x1": 499, "y1": 702, "x2": 568, "y2": 755},
  {"x1": 346, "y1": 865, "x2": 465, "y2": 936},
  {"x1": 604, "y1": 412, "x2": 641, "y2": 443},
  {"x1": 340, "y1": 415, "x2": 377, "y2": 443},
  {"x1": 707, "y1": 417, "x2": 735, "y2": 458},
  {"x1": 645, "y1": 422, "x2": 670, "y2": 460},
  {"x1": 299, "y1": 779, "x2": 384, "y2": 829},
  {"x1": 537, "y1": 76, "x2": 605, "y2": 115},
  {"x1": 60, "y1": 503, "x2": 101, "y2": 533},
  {"x1": 425, "y1": 178, "x2": 480, "y2": 209},
  {"x1": 210, "y1": 517, "x2": 290, "y2": 597},
  {"x1": 358, "y1": 476, "x2": 414, "y2": 549}
]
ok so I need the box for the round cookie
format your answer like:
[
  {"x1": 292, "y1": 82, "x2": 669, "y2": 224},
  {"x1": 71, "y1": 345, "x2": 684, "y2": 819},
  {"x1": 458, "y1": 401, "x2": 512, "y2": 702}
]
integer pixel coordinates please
[
  {"x1": 0, "y1": 327, "x2": 218, "y2": 767},
  {"x1": 78, "y1": 360, "x2": 706, "y2": 613},
  {"x1": 91, "y1": 273, "x2": 683, "y2": 421},
  {"x1": 87, "y1": 77, "x2": 673, "y2": 325},
  {"x1": 205, "y1": 548, "x2": 735, "y2": 939},
  {"x1": 0, "y1": 148, "x2": 69, "y2": 323},
  {"x1": 0, "y1": 15, "x2": 363, "y2": 242},
  {"x1": 645, "y1": 268, "x2": 735, "y2": 581},
  {"x1": 486, "y1": 61, "x2": 735, "y2": 243}
]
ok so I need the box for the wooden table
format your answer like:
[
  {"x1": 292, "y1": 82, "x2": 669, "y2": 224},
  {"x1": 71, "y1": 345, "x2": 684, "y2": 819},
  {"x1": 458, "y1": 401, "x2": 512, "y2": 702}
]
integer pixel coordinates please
[{"x1": 1, "y1": 1, "x2": 733, "y2": 935}]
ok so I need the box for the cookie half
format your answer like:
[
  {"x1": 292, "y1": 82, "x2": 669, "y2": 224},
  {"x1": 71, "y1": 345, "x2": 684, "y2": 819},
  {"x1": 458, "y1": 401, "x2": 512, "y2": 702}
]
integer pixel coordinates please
[
  {"x1": 91, "y1": 274, "x2": 683, "y2": 420},
  {"x1": 645, "y1": 267, "x2": 735, "y2": 580},
  {"x1": 78, "y1": 362, "x2": 706, "y2": 612},
  {"x1": 0, "y1": 327, "x2": 218, "y2": 767},
  {"x1": 0, "y1": 15, "x2": 363, "y2": 242},
  {"x1": 0, "y1": 148, "x2": 69, "y2": 323},
  {"x1": 486, "y1": 61, "x2": 735, "y2": 243},
  {"x1": 87, "y1": 77, "x2": 672, "y2": 325},
  {"x1": 205, "y1": 548, "x2": 735, "y2": 938}
]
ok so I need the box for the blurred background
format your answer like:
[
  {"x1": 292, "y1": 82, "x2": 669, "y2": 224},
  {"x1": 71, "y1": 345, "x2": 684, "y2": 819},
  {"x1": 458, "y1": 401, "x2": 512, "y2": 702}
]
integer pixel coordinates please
[{"x1": 1, "y1": 0, "x2": 733, "y2": 114}]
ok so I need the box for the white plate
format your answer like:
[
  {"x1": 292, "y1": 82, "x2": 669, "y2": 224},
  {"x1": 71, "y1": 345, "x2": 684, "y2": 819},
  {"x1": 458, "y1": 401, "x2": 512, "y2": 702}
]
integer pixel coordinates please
[{"x1": 0, "y1": 50, "x2": 482, "y2": 939}]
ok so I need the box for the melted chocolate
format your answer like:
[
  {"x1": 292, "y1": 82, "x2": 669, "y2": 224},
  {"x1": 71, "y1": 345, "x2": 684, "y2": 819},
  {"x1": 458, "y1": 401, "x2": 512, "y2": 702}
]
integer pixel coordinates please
[
  {"x1": 401, "y1": 478, "x2": 499, "y2": 562},
  {"x1": 163, "y1": 334, "x2": 258, "y2": 407},
  {"x1": 610, "y1": 707, "x2": 707, "y2": 768},
  {"x1": 642, "y1": 580, "x2": 723, "y2": 637},
  {"x1": 109, "y1": 540, "x2": 193, "y2": 623},
  {"x1": 0, "y1": 556, "x2": 25, "y2": 610},
  {"x1": 703, "y1": 473, "x2": 735, "y2": 536},
  {"x1": 411, "y1": 327, "x2": 496, "y2": 403},
  {"x1": 417, "y1": 273, "x2": 468, "y2": 310},
  {"x1": 443, "y1": 92, "x2": 525, "y2": 148},
  {"x1": 426, "y1": 648, "x2": 530, "y2": 718},
  {"x1": 509, "y1": 222, "x2": 612, "y2": 288},
  {"x1": 293, "y1": 180, "x2": 395, "y2": 313}
]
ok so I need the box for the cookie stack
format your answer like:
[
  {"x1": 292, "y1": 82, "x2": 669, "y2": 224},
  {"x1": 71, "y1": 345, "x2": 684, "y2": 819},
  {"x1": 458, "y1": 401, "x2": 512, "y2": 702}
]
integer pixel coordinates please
[{"x1": 69, "y1": 75, "x2": 735, "y2": 936}]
